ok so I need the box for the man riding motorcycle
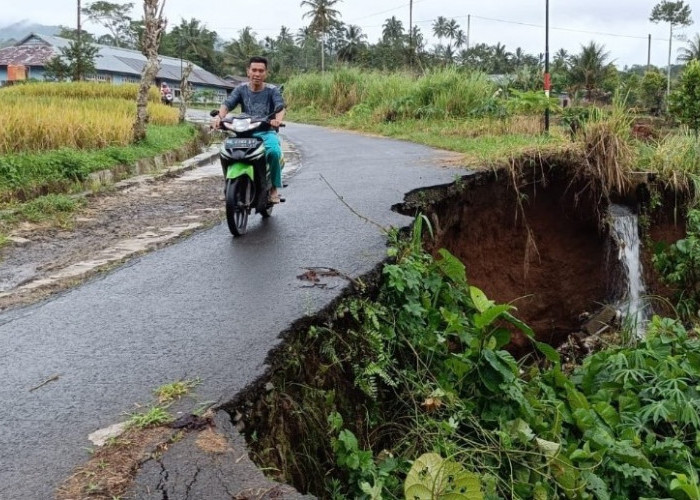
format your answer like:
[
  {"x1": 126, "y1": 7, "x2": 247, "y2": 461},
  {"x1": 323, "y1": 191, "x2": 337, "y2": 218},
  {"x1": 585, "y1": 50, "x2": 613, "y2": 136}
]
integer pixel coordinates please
[{"x1": 212, "y1": 56, "x2": 286, "y2": 204}]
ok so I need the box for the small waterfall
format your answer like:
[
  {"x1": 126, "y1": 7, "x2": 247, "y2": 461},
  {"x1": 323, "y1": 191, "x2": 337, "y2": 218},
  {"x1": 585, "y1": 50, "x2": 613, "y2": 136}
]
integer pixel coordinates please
[{"x1": 609, "y1": 205, "x2": 649, "y2": 337}]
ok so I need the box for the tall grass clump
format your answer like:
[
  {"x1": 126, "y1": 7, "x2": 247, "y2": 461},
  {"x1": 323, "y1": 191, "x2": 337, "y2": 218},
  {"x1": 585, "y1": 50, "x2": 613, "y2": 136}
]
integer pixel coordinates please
[
  {"x1": 576, "y1": 98, "x2": 636, "y2": 198},
  {"x1": 639, "y1": 129, "x2": 700, "y2": 198},
  {"x1": 410, "y1": 68, "x2": 495, "y2": 118},
  {"x1": 286, "y1": 68, "x2": 495, "y2": 121}
]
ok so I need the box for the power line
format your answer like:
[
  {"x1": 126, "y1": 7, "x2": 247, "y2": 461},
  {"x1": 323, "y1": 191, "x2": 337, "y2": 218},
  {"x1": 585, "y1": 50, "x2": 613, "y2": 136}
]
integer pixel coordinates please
[{"x1": 210, "y1": 11, "x2": 670, "y2": 44}]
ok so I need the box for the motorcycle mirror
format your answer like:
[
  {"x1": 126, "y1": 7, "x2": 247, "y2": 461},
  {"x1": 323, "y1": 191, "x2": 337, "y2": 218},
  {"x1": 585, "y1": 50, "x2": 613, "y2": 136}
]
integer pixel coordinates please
[{"x1": 209, "y1": 109, "x2": 219, "y2": 117}]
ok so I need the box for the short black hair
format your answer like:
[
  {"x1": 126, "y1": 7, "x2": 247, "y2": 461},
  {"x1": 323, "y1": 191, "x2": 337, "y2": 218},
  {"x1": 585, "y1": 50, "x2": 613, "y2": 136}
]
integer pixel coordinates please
[{"x1": 248, "y1": 56, "x2": 268, "y2": 68}]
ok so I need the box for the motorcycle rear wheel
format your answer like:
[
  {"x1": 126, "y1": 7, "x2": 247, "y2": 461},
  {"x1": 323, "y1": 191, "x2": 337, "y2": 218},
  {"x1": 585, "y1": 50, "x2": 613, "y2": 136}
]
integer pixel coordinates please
[{"x1": 226, "y1": 177, "x2": 252, "y2": 236}]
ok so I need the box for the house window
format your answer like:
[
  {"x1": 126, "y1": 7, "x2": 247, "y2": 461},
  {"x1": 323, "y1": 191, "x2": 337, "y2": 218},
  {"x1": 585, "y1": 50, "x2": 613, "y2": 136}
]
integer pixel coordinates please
[{"x1": 86, "y1": 73, "x2": 112, "y2": 83}]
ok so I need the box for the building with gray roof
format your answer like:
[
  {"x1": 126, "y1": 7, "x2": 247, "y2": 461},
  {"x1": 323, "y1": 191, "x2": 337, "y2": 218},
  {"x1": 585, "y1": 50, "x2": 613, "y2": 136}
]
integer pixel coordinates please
[{"x1": 0, "y1": 33, "x2": 234, "y2": 101}]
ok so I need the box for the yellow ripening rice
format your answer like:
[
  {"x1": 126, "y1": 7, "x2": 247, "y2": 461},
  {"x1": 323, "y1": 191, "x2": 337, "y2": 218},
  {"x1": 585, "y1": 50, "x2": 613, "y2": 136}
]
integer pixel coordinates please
[{"x1": 0, "y1": 94, "x2": 178, "y2": 154}]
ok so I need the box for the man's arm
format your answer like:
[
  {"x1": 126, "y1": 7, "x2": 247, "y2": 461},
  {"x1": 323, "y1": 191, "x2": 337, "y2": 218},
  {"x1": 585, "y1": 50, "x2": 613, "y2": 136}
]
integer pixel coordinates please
[
  {"x1": 270, "y1": 87, "x2": 286, "y2": 128},
  {"x1": 213, "y1": 87, "x2": 242, "y2": 127}
]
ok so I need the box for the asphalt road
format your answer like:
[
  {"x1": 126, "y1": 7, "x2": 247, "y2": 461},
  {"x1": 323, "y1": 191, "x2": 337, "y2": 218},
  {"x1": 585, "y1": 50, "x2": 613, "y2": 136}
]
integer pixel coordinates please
[{"x1": 0, "y1": 122, "x2": 463, "y2": 499}]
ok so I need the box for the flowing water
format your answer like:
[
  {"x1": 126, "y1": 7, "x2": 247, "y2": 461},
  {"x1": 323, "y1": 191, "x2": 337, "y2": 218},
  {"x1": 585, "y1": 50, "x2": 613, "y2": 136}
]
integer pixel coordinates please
[{"x1": 610, "y1": 204, "x2": 649, "y2": 337}]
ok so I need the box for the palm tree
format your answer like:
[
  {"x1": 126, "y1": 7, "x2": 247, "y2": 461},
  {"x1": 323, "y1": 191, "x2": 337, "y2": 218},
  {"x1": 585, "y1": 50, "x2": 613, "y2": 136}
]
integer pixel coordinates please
[
  {"x1": 492, "y1": 43, "x2": 512, "y2": 73},
  {"x1": 678, "y1": 33, "x2": 700, "y2": 62},
  {"x1": 382, "y1": 16, "x2": 404, "y2": 44},
  {"x1": 163, "y1": 19, "x2": 219, "y2": 74},
  {"x1": 432, "y1": 16, "x2": 449, "y2": 40},
  {"x1": 569, "y1": 41, "x2": 612, "y2": 100},
  {"x1": 553, "y1": 48, "x2": 571, "y2": 71},
  {"x1": 338, "y1": 24, "x2": 366, "y2": 63},
  {"x1": 223, "y1": 27, "x2": 263, "y2": 74},
  {"x1": 300, "y1": 0, "x2": 343, "y2": 71}
]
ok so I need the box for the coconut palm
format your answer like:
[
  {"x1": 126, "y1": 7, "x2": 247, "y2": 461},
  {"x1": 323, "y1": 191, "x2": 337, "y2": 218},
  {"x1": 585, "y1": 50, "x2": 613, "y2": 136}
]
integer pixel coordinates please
[
  {"x1": 301, "y1": 0, "x2": 343, "y2": 71},
  {"x1": 432, "y1": 16, "x2": 449, "y2": 40},
  {"x1": 569, "y1": 41, "x2": 613, "y2": 100},
  {"x1": 678, "y1": 33, "x2": 700, "y2": 62},
  {"x1": 382, "y1": 16, "x2": 404, "y2": 44},
  {"x1": 338, "y1": 24, "x2": 366, "y2": 63},
  {"x1": 223, "y1": 27, "x2": 263, "y2": 75}
]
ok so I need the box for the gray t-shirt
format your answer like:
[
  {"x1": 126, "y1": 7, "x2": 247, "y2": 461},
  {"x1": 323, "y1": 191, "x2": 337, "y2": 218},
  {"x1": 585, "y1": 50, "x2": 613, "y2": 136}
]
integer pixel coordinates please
[{"x1": 223, "y1": 83, "x2": 285, "y2": 119}]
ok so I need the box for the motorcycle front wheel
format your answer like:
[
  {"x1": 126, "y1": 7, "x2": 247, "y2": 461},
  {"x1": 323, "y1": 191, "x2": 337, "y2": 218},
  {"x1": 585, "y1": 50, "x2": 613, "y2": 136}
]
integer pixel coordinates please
[{"x1": 226, "y1": 177, "x2": 252, "y2": 236}]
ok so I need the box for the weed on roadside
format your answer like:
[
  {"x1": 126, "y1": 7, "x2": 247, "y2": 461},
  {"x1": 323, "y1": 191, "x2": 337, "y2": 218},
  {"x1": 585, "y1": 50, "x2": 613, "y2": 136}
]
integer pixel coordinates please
[
  {"x1": 154, "y1": 378, "x2": 200, "y2": 404},
  {"x1": 126, "y1": 406, "x2": 173, "y2": 429}
]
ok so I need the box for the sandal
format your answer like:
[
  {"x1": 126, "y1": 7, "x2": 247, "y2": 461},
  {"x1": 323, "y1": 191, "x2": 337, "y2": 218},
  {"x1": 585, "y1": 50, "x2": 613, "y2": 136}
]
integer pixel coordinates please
[{"x1": 269, "y1": 193, "x2": 281, "y2": 204}]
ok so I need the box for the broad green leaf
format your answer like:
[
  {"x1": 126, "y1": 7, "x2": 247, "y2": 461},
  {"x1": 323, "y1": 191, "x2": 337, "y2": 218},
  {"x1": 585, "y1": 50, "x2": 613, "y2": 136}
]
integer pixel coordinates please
[
  {"x1": 533, "y1": 340, "x2": 561, "y2": 364},
  {"x1": 550, "y1": 454, "x2": 579, "y2": 499},
  {"x1": 469, "y1": 286, "x2": 494, "y2": 313},
  {"x1": 491, "y1": 328, "x2": 511, "y2": 348},
  {"x1": 437, "y1": 249, "x2": 467, "y2": 284},
  {"x1": 581, "y1": 471, "x2": 610, "y2": 500},
  {"x1": 566, "y1": 386, "x2": 590, "y2": 411},
  {"x1": 536, "y1": 437, "x2": 561, "y2": 459},
  {"x1": 593, "y1": 401, "x2": 620, "y2": 427},
  {"x1": 404, "y1": 453, "x2": 483, "y2": 500},
  {"x1": 473, "y1": 304, "x2": 511, "y2": 329},
  {"x1": 502, "y1": 311, "x2": 535, "y2": 338}
]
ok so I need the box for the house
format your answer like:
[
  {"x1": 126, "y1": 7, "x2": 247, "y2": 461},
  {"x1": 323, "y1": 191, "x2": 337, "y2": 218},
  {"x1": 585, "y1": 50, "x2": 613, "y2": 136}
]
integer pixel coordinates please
[{"x1": 0, "y1": 33, "x2": 234, "y2": 101}]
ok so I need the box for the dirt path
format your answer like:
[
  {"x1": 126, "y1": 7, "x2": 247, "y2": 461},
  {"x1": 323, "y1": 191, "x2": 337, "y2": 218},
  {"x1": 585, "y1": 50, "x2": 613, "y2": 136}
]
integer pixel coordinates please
[{"x1": 0, "y1": 144, "x2": 300, "y2": 312}]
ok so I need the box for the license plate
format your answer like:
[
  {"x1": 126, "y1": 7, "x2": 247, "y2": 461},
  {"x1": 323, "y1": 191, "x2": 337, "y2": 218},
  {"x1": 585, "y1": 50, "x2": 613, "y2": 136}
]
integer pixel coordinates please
[{"x1": 226, "y1": 138, "x2": 259, "y2": 148}]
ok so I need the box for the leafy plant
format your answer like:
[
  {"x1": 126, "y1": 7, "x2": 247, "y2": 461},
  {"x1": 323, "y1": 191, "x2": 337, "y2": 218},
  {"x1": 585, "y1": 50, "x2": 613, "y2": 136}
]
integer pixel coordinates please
[
  {"x1": 669, "y1": 60, "x2": 700, "y2": 138},
  {"x1": 653, "y1": 208, "x2": 700, "y2": 319}
]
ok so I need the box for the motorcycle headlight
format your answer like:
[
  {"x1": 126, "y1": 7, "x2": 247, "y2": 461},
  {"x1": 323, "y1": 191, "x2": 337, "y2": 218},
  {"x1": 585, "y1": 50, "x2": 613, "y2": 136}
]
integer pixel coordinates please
[{"x1": 232, "y1": 118, "x2": 262, "y2": 133}]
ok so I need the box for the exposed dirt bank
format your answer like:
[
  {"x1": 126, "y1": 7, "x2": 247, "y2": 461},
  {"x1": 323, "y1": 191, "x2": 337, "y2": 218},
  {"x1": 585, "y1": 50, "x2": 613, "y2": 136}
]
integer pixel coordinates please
[{"x1": 231, "y1": 158, "x2": 689, "y2": 499}]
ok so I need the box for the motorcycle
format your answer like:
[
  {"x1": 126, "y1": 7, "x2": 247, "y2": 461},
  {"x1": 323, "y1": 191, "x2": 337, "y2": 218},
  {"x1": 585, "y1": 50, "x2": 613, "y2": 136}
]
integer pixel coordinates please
[
  {"x1": 161, "y1": 92, "x2": 174, "y2": 106},
  {"x1": 211, "y1": 106, "x2": 285, "y2": 236}
]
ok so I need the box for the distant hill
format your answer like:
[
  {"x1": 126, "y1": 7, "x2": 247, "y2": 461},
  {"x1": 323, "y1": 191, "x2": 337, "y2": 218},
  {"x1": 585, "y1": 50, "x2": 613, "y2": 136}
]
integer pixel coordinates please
[{"x1": 0, "y1": 20, "x2": 61, "y2": 45}]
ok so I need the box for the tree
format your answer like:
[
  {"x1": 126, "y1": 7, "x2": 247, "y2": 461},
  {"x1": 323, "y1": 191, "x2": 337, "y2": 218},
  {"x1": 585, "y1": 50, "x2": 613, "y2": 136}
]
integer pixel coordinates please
[
  {"x1": 223, "y1": 27, "x2": 263, "y2": 75},
  {"x1": 133, "y1": 0, "x2": 167, "y2": 143},
  {"x1": 43, "y1": 55, "x2": 71, "y2": 81},
  {"x1": 62, "y1": 38, "x2": 100, "y2": 81},
  {"x1": 82, "y1": 1, "x2": 135, "y2": 47},
  {"x1": 162, "y1": 18, "x2": 220, "y2": 74},
  {"x1": 569, "y1": 41, "x2": 614, "y2": 100},
  {"x1": 641, "y1": 69, "x2": 667, "y2": 114},
  {"x1": 382, "y1": 16, "x2": 404, "y2": 45},
  {"x1": 650, "y1": 1, "x2": 693, "y2": 96},
  {"x1": 678, "y1": 33, "x2": 700, "y2": 63},
  {"x1": 300, "y1": 0, "x2": 342, "y2": 72},
  {"x1": 668, "y1": 60, "x2": 700, "y2": 136},
  {"x1": 338, "y1": 25, "x2": 366, "y2": 63}
]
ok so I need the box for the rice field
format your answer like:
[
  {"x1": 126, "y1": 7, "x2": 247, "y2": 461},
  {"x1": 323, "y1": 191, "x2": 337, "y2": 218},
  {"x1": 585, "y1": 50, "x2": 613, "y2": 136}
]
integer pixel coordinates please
[{"x1": 0, "y1": 82, "x2": 178, "y2": 154}]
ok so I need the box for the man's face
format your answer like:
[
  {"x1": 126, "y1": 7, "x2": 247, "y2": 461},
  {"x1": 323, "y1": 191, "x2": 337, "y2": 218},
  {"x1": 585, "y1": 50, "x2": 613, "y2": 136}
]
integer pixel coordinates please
[{"x1": 247, "y1": 62, "x2": 267, "y2": 86}]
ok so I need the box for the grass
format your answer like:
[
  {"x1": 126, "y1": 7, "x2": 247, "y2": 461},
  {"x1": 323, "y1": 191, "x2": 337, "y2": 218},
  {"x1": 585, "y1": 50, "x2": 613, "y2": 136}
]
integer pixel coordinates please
[
  {"x1": 126, "y1": 406, "x2": 173, "y2": 429},
  {"x1": 154, "y1": 379, "x2": 200, "y2": 404},
  {"x1": 0, "y1": 123, "x2": 198, "y2": 202},
  {"x1": 639, "y1": 128, "x2": 700, "y2": 197}
]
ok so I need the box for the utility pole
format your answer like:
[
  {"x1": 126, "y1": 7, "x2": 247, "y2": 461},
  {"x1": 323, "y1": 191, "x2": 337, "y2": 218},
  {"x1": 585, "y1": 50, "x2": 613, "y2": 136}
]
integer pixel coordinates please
[
  {"x1": 77, "y1": 0, "x2": 82, "y2": 42},
  {"x1": 544, "y1": 0, "x2": 550, "y2": 133},
  {"x1": 667, "y1": 23, "x2": 673, "y2": 97},
  {"x1": 647, "y1": 34, "x2": 652, "y2": 71},
  {"x1": 409, "y1": 0, "x2": 413, "y2": 68},
  {"x1": 466, "y1": 14, "x2": 471, "y2": 51}
]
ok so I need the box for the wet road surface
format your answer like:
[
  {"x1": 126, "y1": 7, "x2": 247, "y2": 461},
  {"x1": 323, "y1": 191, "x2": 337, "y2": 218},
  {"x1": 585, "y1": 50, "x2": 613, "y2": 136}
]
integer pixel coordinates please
[{"x1": 0, "y1": 122, "x2": 464, "y2": 498}]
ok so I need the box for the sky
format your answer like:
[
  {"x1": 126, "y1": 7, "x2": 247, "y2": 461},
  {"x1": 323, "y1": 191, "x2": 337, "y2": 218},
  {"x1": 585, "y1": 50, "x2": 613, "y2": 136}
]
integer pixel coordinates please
[{"x1": 1, "y1": 0, "x2": 699, "y2": 69}]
